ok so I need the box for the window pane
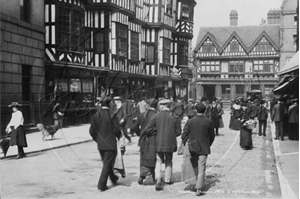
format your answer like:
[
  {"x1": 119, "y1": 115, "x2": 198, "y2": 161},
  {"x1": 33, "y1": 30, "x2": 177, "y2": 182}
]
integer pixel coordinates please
[{"x1": 147, "y1": 45, "x2": 155, "y2": 62}]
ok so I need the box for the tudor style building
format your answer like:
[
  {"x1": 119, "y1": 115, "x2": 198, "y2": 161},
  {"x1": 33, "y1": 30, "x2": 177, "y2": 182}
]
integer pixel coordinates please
[
  {"x1": 194, "y1": 10, "x2": 280, "y2": 102},
  {"x1": 44, "y1": 0, "x2": 196, "y2": 103}
]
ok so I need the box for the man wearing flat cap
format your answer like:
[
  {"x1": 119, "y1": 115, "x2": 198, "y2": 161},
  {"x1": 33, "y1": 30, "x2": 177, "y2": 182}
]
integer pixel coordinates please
[
  {"x1": 89, "y1": 96, "x2": 121, "y2": 192},
  {"x1": 146, "y1": 98, "x2": 181, "y2": 191},
  {"x1": 181, "y1": 103, "x2": 215, "y2": 196}
]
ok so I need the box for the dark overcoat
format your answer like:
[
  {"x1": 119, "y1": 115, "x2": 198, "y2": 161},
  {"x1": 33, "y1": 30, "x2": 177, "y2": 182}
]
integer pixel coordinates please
[
  {"x1": 181, "y1": 115, "x2": 215, "y2": 155},
  {"x1": 89, "y1": 108, "x2": 121, "y2": 151},
  {"x1": 146, "y1": 109, "x2": 181, "y2": 152},
  {"x1": 257, "y1": 106, "x2": 268, "y2": 121},
  {"x1": 288, "y1": 104, "x2": 299, "y2": 123}
]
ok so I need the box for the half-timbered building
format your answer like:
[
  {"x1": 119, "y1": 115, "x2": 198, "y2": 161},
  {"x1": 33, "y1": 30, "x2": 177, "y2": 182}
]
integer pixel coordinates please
[
  {"x1": 44, "y1": 0, "x2": 196, "y2": 104},
  {"x1": 194, "y1": 10, "x2": 280, "y2": 103}
]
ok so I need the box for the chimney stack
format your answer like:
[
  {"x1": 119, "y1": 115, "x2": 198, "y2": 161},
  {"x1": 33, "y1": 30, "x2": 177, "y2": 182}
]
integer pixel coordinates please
[
  {"x1": 230, "y1": 10, "x2": 238, "y2": 26},
  {"x1": 267, "y1": 9, "x2": 280, "y2": 24}
]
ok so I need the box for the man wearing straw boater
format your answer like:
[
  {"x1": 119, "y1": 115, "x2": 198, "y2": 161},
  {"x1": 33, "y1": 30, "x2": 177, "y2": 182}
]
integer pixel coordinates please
[
  {"x1": 5, "y1": 102, "x2": 28, "y2": 159},
  {"x1": 181, "y1": 103, "x2": 215, "y2": 196}
]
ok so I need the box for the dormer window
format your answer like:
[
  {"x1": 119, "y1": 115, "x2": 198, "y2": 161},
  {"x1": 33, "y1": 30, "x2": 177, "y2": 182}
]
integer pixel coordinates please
[
  {"x1": 202, "y1": 39, "x2": 215, "y2": 53},
  {"x1": 256, "y1": 37, "x2": 272, "y2": 52},
  {"x1": 230, "y1": 39, "x2": 239, "y2": 52}
]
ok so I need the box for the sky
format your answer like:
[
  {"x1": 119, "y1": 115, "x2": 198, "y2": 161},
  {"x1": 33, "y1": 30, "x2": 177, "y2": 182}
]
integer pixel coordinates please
[{"x1": 192, "y1": 0, "x2": 284, "y2": 48}]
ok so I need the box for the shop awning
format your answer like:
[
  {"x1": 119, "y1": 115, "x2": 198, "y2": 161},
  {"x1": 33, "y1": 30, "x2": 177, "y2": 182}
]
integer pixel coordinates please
[
  {"x1": 277, "y1": 51, "x2": 299, "y2": 76},
  {"x1": 272, "y1": 75, "x2": 298, "y2": 94}
]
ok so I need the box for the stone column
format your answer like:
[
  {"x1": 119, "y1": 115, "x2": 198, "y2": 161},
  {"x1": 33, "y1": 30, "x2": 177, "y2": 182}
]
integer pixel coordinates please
[
  {"x1": 215, "y1": 84, "x2": 222, "y2": 99},
  {"x1": 230, "y1": 84, "x2": 236, "y2": 99},
  {"x1": 196, "y1": 83, "x2": 204, "y2": 99}
]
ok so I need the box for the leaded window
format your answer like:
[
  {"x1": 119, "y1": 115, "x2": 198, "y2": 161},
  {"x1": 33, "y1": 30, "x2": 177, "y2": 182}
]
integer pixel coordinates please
[
  {"x1": 94, "y1": 30, "x2": 105, "y2": 53},
  {"x1": 200, "y1": 61, "x2": 220, "y2": 72},
  {"x1": 256, "y1": 37, "x2": 272, "y2": 52},
  {"x1": 229, "y1": 61, "x2": 244, "y2": 72},
  {"x1": 230, "y1": 40, "x2": 239, "y2": 52},
  {"x1": 253, "y1": 60, "x2": 274, "y2": 72},
  {"x1": 131, "y1": 31, "x2": 139, "y2": 61},
  {"x1": 163, "y1": 38, "x2": 171, "y2": 64},
  {"x1": 165, "y1": 0, "x2": 172, "y2": 15},
  {"x1": 178, "y1": 42, "x2": 188, "y2": 65},
  {"x1": 146, "y1": 45, "x2": 155, "y2": 63},
  {"x1": 117, "y1": 23, "x2": 128, "y2": 57}
]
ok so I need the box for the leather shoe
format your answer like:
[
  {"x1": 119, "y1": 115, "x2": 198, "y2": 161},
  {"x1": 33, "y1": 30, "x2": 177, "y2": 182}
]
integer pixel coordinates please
[
  {"x1": 196, "y1": 190, "x2": 205, "y2": 196},
  {"x1": 98, "y1": 186, "x2": 109, "y2": 192},
  {"x1": 155, "y1": 182, "x2": 163, "y2": 191},
  {"x1": 111, "y1": 176, "x2": 119, "y2": 185},
  {"x1": 16, "y1": 155, "x2": 23, "y2": 159},
  {"x1": 137, "y1": 177, "x2": 144, "y2": 185}
]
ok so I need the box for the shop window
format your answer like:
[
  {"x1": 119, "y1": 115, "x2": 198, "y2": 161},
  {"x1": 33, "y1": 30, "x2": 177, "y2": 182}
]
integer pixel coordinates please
[
  {"x1": 117, "y1": 23, "x2": 128, "y2": 57},
  {"x1": 177, "y1": 42, "x2": 188, "y2": 65},
  {"x1": 70, "y1": 79, "x2": 81, "y2": 92},
  {"x1": 20, "y1": 0, "x2": 30, "y2": 23},
  {"x1": 82, "y1": 79, "x2": 93, "y2": 93},
  {"x1": 236, "y1": 85, "x2": 245, "y2": 95},
  {"x1": 163, "y1": 38, "x2": 171, "y2": 64},
  {"x1": 131, "y1": 31, "x2": 139, "y2": 61},
  {"x1": 229, "y1": 61, "x2": 244, "y2": 72}
]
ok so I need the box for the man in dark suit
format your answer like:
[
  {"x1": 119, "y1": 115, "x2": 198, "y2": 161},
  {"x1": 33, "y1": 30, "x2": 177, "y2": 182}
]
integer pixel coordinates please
[
  {"x1": 130, "y1": 98, "x2": 158, "y2": 185},
  {"x1": 89, "y1": 96, "x2": 121, "y2": 191},
  {"x1": 271, "y1": 97, "x2": 287, "y2": 141},
  {"x1": 182, "y1": 103, "x2": 215, "y2": 196},
  {"x1": 257, "y1": 100, "x2": 268, "y2": 136},
  {"x1": 146, "y1": 99, "x2": 181, "y2": 191}
]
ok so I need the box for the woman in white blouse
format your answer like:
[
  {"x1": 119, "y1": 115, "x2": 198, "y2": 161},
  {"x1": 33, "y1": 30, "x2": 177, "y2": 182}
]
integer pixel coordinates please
[{"x1": 6, "y1": 102, "x2": 28, "y2": 159}]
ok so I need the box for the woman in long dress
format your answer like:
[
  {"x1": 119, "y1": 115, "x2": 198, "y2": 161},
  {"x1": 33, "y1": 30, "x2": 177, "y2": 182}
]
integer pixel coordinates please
[
  {"x1": 238, "y1": 102, "x2": 253, "y2": 150},
  {"x1": 6, "y1": 102, "x2": 28, "y2": 159}
]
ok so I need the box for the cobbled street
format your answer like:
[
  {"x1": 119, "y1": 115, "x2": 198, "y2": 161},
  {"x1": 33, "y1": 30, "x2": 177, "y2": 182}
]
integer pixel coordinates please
[{"x1": 1, "y1": 111, "x2": 281, "y2": 199}]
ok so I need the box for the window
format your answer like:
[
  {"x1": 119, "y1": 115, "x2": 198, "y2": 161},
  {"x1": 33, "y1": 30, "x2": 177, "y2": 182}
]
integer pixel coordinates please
[
  {"x1": 230, "y1": 40, "x2": 239, "y2": 52},
  {"x1": 71, "y1": 12, "x2": 84, "y2": 52},
  {"x1": 85, "y1": 30, "x2": 91, "y2": 50},
  {"x1": 58, "y1": 7, "x2": 71, "y2": 51},
  {"x1": 202, "y1": 44, "x2": 215, "y2": 53},
  {"x1": 163, "y1": 38, "x2": 171, "y2": 64},
  {"x1": 177, "y1": 42, "x2": 188, "y2": 65},
  {"x1": 58, "y1": 6, "x2": 85, "y2": 52},
  {"x1": 229, "y1": 61, "x2": 244, "y2": 72},
  {"x1": 22, "y1": 65, "x2": 31, "y2": 101},
  {"x1": 20, "y1": 0, "x2": 30, "y2": 23},
  {"x1": 165, "y1": 0, "x2": 172, "y2": 15},
  {"x1": 117, "y1": 23, "x2": 128, "y2": 57},
  {"x1": 253, "y1": 60, "x2": 274, "y2": 72},
  {"x1": 200, "y1": 61, "x2": 220, "y2": 72},
  {"x1": 70, "y1": 79, "x2": 81, "y2": 92},
  {"x1": 182, "y1": 4, "x2": 190, "y2": 20},
  {"x1": 256, "y1": 37, "x2": 272, "y2": 52},
  {"x1": 94, "y1": 30, "x2": 104, "y2": 53},
  {"x1": 236, "y1": 85, "x2": 245, "y2": 95},
  {"x1": 82, "y1": 79, "x2": 93, "y2": 93},
  {"x1": 131, "y1": 32, "x2": 139, "y2": 61},
  {"x1": 146, "y1": 45, "x2": 155, "y2": 63}
]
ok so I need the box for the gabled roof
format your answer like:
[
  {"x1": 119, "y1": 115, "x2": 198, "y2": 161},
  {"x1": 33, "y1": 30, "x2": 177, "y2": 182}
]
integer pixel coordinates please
[
  {"x1": 221, "y1": 31, "x2": 248, "y2": 53},
  {"x1": 194, "y1": 25, "x2": 280, "y2": 53},
  {"x1": 248, "y1": 30, "x2": 280, "y2": 53},
  {"x1": 195, "y1": 32, "x2": 222, "y2": 53}
]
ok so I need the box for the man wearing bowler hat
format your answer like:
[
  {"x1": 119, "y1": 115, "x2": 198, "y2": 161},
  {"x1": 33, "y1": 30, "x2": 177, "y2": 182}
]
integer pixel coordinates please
[
  {"x1": 181, "y1": 103, "x2": 215, "y2": 196},
  {"x1": 89, "y1": 96, "x2": 121, "y2": 191},
  {"x1": 6, "y1": 102, "x2": 28, "y2": 159},
  {"x1": 146, "y1": 99, "x2": 181, "y2": 191}
]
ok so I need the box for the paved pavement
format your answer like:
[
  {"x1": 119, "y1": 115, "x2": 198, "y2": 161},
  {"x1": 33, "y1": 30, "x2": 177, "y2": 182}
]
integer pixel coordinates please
[
  {"x1": 1, "y1": 113, "x2": 298, "y2": 199},
  {"x1": 270, "y1": 121, "x2": 299, "y2": 199}
]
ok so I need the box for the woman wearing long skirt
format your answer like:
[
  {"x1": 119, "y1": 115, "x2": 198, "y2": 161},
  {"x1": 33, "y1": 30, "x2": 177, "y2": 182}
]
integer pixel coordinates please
[
  {"x1": 239, "y1": 102, "x2": 253, "y2": 150},
  {"x1": 5, "y1": 102, "x2": 28, "y2": 159}
]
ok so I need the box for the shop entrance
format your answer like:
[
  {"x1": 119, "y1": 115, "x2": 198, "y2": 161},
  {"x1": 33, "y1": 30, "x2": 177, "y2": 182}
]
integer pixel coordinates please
[{"x1": 203, "y1": 85, "x2": 215, "y2": 102}]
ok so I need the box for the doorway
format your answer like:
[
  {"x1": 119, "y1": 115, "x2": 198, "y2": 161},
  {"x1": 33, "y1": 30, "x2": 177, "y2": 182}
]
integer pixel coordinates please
[{"x1": 203, "y1": 85, "x2": 215, "y2": 102}]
